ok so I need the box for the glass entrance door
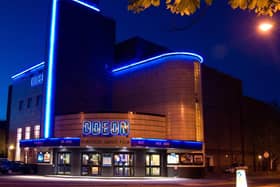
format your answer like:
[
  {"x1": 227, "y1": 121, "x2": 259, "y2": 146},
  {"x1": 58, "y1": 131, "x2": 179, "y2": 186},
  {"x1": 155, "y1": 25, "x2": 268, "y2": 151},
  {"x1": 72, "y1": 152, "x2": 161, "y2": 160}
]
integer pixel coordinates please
[
  {"x1": 113, "y1": 153, "x2": 134, "y2": 176},
  {"x1": 146, "y1": 153, "x2": 161, "y2": 176},
  {"x1": 81, "y1": 153, "x2": 101, "y2": 176},
  {"x1": 57, "y1": 152, "x2": 71, "y2": 175}
]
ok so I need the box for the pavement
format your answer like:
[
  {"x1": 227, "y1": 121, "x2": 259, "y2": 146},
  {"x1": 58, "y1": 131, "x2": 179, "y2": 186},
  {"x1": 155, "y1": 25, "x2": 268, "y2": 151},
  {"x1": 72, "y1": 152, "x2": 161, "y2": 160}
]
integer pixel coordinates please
[{"x1": 0, "y1": 172, "x2": 280, "y2": 187}]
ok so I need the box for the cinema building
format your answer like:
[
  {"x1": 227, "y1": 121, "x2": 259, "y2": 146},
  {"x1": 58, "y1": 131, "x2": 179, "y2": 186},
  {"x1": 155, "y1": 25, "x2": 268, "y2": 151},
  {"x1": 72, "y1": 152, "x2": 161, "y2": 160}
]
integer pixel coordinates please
[{"x1": 8, "y1": 0, "x2": 205, "y2": 177}]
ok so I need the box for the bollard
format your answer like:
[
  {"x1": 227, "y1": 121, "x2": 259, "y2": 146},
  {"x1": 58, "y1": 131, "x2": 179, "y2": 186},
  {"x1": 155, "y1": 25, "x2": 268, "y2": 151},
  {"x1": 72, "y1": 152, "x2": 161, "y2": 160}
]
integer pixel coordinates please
[{"x1": 236, "y1": 167, "x2": 248, "y2": 187}]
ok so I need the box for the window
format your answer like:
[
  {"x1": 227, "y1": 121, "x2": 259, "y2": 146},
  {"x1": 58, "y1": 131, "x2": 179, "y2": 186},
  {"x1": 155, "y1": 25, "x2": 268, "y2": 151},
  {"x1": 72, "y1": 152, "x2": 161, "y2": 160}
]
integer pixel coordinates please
[
  {"x1": 18, "y1": 100, "x2": 24, "y2": 111},
  {"x1": 27, "y1": 97, "x2": 32, "y2": 108},
  {"x1": 37, "y1": 152, "x2": 51, "y2": 163},
  {"x1": 146, "y1": 154, "x2": 161, "y2": 176},
  {"x1": 167, "y1": 153, "x2": 203, "y2": 165},
  {"x1": 57, "y1": 152, "x2": 71, "y2": 175},
  {"x1": 15, "y1": 128, "x2": 22, "y2": 161},
  {"x1": 167, "y1": 153, "x2": 179, "y2": 164},
  {"x1": 113, "y1": 153, "x2": 134, "y2": 177},
  {"x1": 81, "y1": 153, "x2": 101, "y2": 176},
  {"x1": 25, "y1": 126, "x2": 31, "y2": 140},
  {"x1": 180, "y1": 153, "x2": 194, "y2": 164},
  {"x1": 34, "y1": 125, "x2": 40, "y2": 139},
  {"x1": 193, "y1": 154, "x2": 204, "y2": 165},
  {"x1": 36, "y1": 95, "x2": 42, "y2": 107}
]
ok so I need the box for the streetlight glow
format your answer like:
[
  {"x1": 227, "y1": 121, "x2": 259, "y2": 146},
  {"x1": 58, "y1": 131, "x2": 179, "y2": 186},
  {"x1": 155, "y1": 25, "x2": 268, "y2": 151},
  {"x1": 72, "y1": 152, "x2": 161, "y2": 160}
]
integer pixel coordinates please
[{"x1": 258, "y1": 22, "x2": 273, "y2": 33}]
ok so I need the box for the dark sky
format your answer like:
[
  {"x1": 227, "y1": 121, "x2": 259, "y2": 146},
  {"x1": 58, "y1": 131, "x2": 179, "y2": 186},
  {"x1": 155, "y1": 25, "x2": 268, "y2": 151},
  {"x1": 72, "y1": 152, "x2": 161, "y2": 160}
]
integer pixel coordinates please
[{"x1": 0, "y1": 0, "x2": 279, "y2": 120}]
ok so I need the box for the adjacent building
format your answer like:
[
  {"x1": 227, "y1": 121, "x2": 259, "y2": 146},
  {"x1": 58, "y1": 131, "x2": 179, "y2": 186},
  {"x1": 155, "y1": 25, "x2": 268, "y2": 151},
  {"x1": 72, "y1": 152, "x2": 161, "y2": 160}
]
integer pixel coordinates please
[
  {"x1": 0, "y1": 120, "x2": 8, "y2": 157},
  {"x1": 202, "y1": 66, "x2": 243, "y2": 172},
  {"x1": 242, "y1": 97, "x2": 280, "y2": 172}
]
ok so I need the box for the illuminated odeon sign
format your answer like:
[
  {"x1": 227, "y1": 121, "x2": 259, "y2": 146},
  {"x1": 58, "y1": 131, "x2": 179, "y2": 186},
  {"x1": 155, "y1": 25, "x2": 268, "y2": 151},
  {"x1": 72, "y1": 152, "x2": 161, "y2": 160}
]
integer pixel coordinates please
[{"x1": 82, "y1": 120, "x2": 129, "y2": 136}]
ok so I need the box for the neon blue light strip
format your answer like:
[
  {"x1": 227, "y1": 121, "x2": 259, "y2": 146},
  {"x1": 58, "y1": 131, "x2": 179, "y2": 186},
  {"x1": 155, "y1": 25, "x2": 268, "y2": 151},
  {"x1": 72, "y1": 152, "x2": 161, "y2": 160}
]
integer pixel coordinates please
[
  {"x1": 11, "y1": 62, "x2": 45, "y2": 80},
  {"x1": 131, "y1": 137, "x2": 203, "y2": 150},
  {"x1": 72, "y1": 0, "x2": 100, "y2": 12},
  {"x1": 20, "y1": 137, "x2": 81, "y2": 147},
  {"x1": 44, "y1": 0, "x2": 57, "y2": 138},
  {"x1": 112, "y1": 52, "x2": 203, "y2": 73},
  {"x1": 44, "y1": 0, "x2": 100, "y2": 138}
]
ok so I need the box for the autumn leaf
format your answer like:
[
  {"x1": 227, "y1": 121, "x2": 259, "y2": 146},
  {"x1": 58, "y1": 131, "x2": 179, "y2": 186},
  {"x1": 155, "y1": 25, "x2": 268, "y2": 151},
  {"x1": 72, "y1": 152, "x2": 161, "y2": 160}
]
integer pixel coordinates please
[
  {"x1": 205, "y1": 0, "x2": 213, "y2": 6},
  {"x1": 128, "y1": 0, "x2": 280, "y2": 16}
]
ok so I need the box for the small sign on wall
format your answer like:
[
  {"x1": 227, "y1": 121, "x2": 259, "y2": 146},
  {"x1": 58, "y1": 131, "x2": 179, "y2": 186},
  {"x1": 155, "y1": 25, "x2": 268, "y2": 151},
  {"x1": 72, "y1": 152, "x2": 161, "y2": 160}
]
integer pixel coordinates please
[{"x1": 31, "y1": 73, "x2": 44, "y2": 87}]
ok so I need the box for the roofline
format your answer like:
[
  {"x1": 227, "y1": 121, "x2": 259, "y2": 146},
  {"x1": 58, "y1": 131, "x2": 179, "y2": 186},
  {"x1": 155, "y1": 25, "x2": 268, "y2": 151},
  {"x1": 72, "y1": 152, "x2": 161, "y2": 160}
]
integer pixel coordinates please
[
  {"x1": 112, "y1": 52, "x2": 203, "y2": 73},
  {"x1": 11, "y1": 62, "x2": 45, "y2": 80}
]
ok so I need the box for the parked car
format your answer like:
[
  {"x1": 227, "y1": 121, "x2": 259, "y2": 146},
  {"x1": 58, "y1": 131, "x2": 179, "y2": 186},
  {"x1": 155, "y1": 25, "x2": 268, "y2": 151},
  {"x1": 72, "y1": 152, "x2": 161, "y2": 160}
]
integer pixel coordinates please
[
  {"x1": 0, "y1": 159, "x2": 37, "y2": 174},
  {"x1": 11, "y1": 161, "x2": 37, "y2": 174}
]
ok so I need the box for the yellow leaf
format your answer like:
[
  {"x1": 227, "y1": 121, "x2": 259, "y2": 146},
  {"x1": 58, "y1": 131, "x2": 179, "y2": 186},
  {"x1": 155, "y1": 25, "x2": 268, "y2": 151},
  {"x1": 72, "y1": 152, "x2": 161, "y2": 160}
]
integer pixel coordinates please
[
  {"x1": 205, "y1": 0, "x2": 213, "y2": 5},
  {"x1": 152, "y1": 0, "x2": 160, "y2": 6},
  {"x1": 248, "y1": 0, "x2": 257, "y2": 10},
  {"x1": 256, "y1": 0, "x2": 269, "y2": 8}
]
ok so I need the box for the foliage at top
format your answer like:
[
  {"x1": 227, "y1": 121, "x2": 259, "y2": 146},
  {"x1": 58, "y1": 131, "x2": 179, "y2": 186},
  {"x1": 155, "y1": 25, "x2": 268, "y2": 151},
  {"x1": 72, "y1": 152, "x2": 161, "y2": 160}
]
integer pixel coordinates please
[{"x1": 128, "y1": 0, "x2": 280, "y2": 16}]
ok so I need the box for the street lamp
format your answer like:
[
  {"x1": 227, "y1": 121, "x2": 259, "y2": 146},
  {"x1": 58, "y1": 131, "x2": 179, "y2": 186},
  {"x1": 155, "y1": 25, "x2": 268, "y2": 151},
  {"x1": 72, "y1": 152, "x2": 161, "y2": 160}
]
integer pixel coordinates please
[{"x1": 257, "y1": 21, "x2": 274, "y2": 34}]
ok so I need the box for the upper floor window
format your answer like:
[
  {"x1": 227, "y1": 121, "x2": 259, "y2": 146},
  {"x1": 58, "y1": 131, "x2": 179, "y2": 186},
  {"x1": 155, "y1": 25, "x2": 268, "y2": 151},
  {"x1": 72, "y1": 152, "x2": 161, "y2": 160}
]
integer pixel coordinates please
[
  {"x1": 19, "y1": 100, "x2": 24, "y2": 111},
  {"x1": 16, "y1": 128, "x2": 22, "y2": 161},
  {"x1": 27, "y1": 98, "x2": 32, "y2": 108},
  {"x1": 17, "y1": 128, "x2": 22, "y2": 141},
  {"x1": 34, "y1": 125, "x2": 40, "y2": 139},
  {"x1": 25, "y1": 126, "x2": 31, "y2": 140},
  {"x1": 36, "y1": 95, "x2": 42, "y2": 107}
]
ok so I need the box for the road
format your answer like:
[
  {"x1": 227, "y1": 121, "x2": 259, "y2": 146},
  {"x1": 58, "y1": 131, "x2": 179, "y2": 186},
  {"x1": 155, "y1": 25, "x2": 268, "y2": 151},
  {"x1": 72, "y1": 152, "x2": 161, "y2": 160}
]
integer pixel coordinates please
[{"x1": 0, "y1": 175, "x2": 279, "y2": 187}]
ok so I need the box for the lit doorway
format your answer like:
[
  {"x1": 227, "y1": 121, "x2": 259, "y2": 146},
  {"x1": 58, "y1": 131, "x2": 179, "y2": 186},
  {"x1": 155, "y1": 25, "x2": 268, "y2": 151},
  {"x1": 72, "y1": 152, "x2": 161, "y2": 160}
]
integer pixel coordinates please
[{"x1": 113, "y1": 153, "x2": 134, "y2": 176}]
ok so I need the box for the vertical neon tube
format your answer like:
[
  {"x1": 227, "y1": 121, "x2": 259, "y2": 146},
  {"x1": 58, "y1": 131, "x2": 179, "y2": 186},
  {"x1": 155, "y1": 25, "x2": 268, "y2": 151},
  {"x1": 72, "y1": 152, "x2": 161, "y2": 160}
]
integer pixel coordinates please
[
  {"x1": 44, "y1": 0, "x2": 57, "y2": 138},
  {"x1": 44, "y1": 0, "x2": 99, "y2": 138}
]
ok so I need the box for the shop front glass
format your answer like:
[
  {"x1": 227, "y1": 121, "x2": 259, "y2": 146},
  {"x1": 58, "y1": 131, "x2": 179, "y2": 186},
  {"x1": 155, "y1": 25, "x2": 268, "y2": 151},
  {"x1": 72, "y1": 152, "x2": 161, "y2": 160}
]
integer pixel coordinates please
[
  {"x1": 81, "y1": 153, "x2": 101, "y2": 176},
  {"x1": 146, "y1": 153, "x2": 161, "y2": 176},
  {"x1": 113, "y1": 153, "x2": 134, "y2": 176},
  {"x1": 57, "y1": 152, "x2": 71, "y2": 175}
]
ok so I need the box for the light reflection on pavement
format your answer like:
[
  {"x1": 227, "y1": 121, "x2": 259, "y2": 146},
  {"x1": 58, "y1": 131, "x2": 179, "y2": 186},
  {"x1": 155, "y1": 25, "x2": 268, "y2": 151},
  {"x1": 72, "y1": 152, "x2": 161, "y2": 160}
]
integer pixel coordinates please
[{"x1": 0, "y1": 175, "x2": 280, "y2": 187}]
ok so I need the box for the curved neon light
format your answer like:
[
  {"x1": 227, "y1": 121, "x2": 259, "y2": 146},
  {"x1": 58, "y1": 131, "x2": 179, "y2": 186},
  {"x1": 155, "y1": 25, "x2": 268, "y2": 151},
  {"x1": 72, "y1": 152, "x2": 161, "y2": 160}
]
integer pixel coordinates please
[
  {"x1": 11, "y1": 62, "x2": 45, "y2": 80},
  {"x1": 44, "y1": 0, "x2": 100, "y2": 138},
  {"x1": 112, "y1": 52, "x2": 203, "y2": 73},
  {"x1": 72, "y1": 0, "x2": 100, "y2": 12}
]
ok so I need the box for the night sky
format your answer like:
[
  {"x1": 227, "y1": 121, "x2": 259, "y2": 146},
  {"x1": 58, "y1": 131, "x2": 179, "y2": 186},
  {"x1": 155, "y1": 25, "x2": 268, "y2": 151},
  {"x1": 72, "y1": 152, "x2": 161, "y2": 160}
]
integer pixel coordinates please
[{"x1": 0, "y1": 0, "x2": 279, "y2": 120}]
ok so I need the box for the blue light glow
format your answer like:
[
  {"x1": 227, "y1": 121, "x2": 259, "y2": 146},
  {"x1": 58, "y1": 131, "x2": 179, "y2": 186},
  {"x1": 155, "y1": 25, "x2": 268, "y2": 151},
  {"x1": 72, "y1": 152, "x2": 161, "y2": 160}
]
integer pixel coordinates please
[
  {"x1": 20, "y1": 137, "x2": 80, "y2": 147},
  {"x1": 72, "y1": 0, "x2": 100, "y2": 12},
  {"x1": 131, "y1": 137, "x2": 203, "y2": 150},
  {"x1": 44, "y1": 0, "x2": 101, "y2": 139},
  {"x1": 112, "y1": 52, "x2": 203, "y2": 73},
  {"x1": 11, "y1": 62, "x2": 45, "y2": 80},
  {"x1": 44, "y1": 0, "x2": 58, "y2": 138}
]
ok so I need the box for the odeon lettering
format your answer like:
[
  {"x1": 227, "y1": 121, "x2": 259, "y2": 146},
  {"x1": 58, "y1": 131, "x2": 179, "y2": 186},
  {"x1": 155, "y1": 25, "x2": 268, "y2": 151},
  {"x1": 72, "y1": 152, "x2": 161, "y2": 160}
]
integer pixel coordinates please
[{"x1": 82, "y1": 120, "x2": 129, "y2": 136}]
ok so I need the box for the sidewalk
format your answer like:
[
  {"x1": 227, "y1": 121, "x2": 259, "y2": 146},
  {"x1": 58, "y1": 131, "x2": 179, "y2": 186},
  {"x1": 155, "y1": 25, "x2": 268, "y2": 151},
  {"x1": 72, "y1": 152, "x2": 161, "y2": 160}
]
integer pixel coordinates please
[{"x1": 205, "y1": 171, "x2": 280, "y2": 180}]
